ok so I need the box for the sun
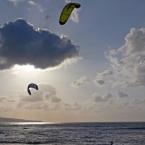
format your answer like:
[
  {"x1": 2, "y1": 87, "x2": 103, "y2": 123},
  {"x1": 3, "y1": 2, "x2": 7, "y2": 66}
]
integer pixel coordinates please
[
  {"x1": 11, "y1": 64, "x2": 59, "y2": 85},
  {"x1": 12, "y1": 64, "x2": 38, "y2": 73},
  {"x1": 11, "y1": 64, "x2": 42, "y2": 79}
]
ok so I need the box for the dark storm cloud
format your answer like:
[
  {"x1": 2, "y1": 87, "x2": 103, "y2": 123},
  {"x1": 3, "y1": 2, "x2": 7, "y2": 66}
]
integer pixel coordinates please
[{"x1": 0, "y1": 19, "x2": 79, "y2": 69}]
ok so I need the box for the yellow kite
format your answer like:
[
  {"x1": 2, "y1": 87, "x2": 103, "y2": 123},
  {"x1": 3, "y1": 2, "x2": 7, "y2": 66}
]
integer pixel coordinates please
[{"x1": 59, "y1": 3, "x2": 81, "y2": 25}]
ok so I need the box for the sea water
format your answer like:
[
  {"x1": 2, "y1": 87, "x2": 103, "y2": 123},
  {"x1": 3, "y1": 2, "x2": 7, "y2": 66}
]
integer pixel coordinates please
[{"x1": 0, "y1": 122, "x2": 144, "y2": 145}]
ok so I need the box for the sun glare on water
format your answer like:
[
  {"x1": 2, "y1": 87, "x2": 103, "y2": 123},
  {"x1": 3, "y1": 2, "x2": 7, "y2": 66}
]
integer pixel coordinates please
[{"x1": 12, "y1": 122, "x2": 54, "y2": 125}]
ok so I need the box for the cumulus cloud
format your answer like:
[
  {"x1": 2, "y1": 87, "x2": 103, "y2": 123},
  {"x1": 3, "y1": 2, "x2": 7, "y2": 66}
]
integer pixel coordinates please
[
  {"x1": 95, "y1": 70, "x2": 113, "y2": 85},
  {"x1": 64, "y1": 102, "x2": 81, "y2": 111},
  {"x1": 71, "y1": 76, "x2": 90, "y2": 88},
  {"x1": 8, "y1": 0, "x2": 37, "y2": 7},
  {"x1": 28, "y1": 0, "x2": 44, "y2": 13},
  {"x1": 0, "y1": 95, "x2": 17, "y2": 112},
  {"x1": 22, "y1": 102, "x2": 51, "y2": 111},
  {"x1": 0, "y1": 96, "x2": 16, "y2": 102},
  {"x1": 93, "y1": 93, "x2": 113, "y2": 103},
  {"x1": 132, "y1": 98, "x2": 145, "y2": 105},
  {"x1": 64, "y1": 0, "x2": 71, "y2": 3},
  {"x1": 18, "y1": 84, "x2": 82, "y2": 112},
  {"x1": 51, "y1": 96, "x2": 61, "y2": 103},
  {"x1": 0, "y1": 19, "x2": 79, "y2": 70},
  {"x1": 8, "y1": 0, "x2": 24, "y2": 6},
  {"x1": 99, "y1": 27, "x2": 145, "y2": 88},
  {"x1": 0, "y1": 97, "x2": 7, "y2": 102},
  {"x1": 18, "y1": 84, "x2": 61, "y2": 109},
  {"x1": 28, "y1": 0, "x2": 36, "y2": 6},
  {"x1": 40, "y1": 84, "x2": 61, "y2": 103},
  {"x1": 70, "y1": 9, "x2": 80, "y2": 23},
  {"x1": 97, "y1": 80, "x2": 105, "y2": 85},
  {"x1": 118, "y1": 91, "x2": 128, "y2": 98},
  {"x1": 20, "y1": 94, "x2": 42, "y2": 103}
]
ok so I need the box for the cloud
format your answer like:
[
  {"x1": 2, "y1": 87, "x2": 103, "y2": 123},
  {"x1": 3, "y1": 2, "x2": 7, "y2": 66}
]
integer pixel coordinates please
[
  {"x1": 0, "y1": 96, "x2": 16, "y2": 102},
  {"x1": 93, "y1": 93, "x2": 113, "y2": 103},
  {"x1": 23, "y1": 102, "x2": 48, "y2": 110},
  {"x1": 132, "y1": 98, "x2": 145, "y2": 105},
  {"x1": 8, "y1": 0, "x2": 24, "y2": 6},
  {"x1": 28, "y1": 0, "x2": 37, "y2": 6},
  {"x1": 71, "y1": 76, "x2": 90, "y2": 88},
  {"x1": 39, "y1": 84, "x2": 61, "y2": 103},
  {"x1": 64, "y1": 0, "x2": 71, "y2": 3},
  {"x1": 8, "y1": 0, "x2": 37, "y2": 7},
  {"x1": 18, "y1": 84, "x2": 82, "y2": 112},
  {"x1": 64, "y1": 0, "x2": 80, "y2": 23},
  {"x1": 51, "y1": 96, "x2": 61, "y2": 103},
  {"x1": 0, "y1": 85, "x2": 82, "y2": 113},
  {"x1": 28, "y1": 0, "x2": 44, "y2": 13},
  {"x1": 64, "y1": 102, "x2": 81, "y2": 111},
  {"x1": 118, "y1": 91, "x2": 128, "y2": 98},
  {"x1": 98, "y1": 27, "x2": 145, "y2": 88},
  {"x1": 97, "y1": 80, "x2": 105, "y2": 85},
  {"x1": 0, "y1": 19, "x2": 79, "y2": 70},
  {"x1": 95, "y1": 70, "x2": 113, "y2": 85},
  {"x1": 20, "y1": 94, "x2": 42, "y2": 102},
  {"x1": 0, "y1": 97, "x2": 7, "y2": 102},
  {"x1": 70, "y1": 9, "x2": 80, "y2": 23},
  {"x1": 0, "y1": 95, "x2": 17, "y2": 112},
  {"x1": 18, "y1": 84, "x2": 61, "y2": 109}
]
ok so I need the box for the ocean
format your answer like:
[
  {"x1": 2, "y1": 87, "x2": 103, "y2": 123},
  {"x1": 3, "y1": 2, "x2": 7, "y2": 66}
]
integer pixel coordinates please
[{"x1": 0, "y1": 122, "x2": 144, "y2": 145}]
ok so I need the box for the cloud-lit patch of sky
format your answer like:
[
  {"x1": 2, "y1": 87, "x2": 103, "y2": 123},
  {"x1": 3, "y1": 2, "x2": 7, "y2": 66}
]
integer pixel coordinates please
[{"x1": 0, "y1": 0, "x2": 145, "y2": 122}]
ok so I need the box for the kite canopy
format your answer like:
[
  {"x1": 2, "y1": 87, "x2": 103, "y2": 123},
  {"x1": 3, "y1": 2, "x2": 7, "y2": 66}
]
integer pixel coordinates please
[
  {"x1": 27, "y1": 83, "x2": 38, "y2": 95},
  {"x1": 59, "y1": 2, "x2": 81, "y2": 25}
]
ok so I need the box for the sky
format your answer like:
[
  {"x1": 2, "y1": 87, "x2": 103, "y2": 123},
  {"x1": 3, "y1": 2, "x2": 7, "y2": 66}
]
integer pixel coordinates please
[{"x1": 0, "y1": 0, "x2": 145, "y2": 122}]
